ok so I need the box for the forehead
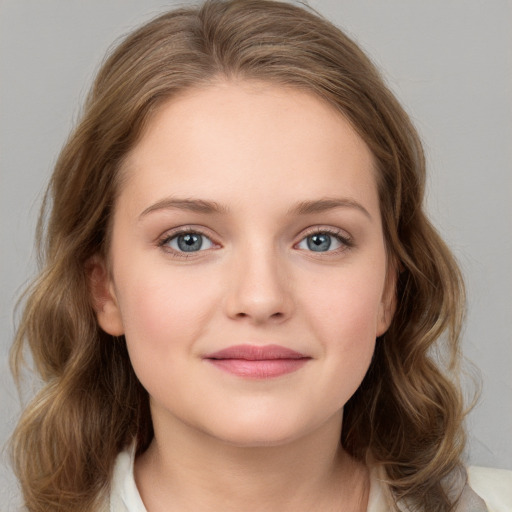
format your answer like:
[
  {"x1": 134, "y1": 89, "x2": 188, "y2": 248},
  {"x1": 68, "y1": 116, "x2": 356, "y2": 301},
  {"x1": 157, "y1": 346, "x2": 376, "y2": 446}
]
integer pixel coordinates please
[{"x1": 119, "y1": 80, "x2": 378, "y2": 216}]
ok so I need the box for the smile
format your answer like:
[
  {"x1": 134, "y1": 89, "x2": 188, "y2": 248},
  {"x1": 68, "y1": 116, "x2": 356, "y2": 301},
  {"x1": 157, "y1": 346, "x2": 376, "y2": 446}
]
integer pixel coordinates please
[{"x1": 204, "y1": 344, "x2": 311, "y2": 379}]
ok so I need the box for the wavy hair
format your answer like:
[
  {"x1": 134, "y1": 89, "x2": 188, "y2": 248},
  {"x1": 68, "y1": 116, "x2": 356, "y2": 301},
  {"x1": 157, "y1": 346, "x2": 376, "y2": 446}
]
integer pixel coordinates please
[{"x1": 10, "y1": 1, "x2": 467, "y2": 510}]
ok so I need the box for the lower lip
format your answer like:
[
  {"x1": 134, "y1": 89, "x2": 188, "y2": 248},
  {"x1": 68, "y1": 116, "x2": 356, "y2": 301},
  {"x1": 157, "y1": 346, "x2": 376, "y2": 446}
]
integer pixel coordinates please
[{"x1": 206, "y1": 358, "x2": 309, "y2": 378}]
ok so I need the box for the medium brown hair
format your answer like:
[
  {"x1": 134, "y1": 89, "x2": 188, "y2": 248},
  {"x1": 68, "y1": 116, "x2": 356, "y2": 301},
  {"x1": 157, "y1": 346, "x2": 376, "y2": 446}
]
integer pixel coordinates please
[{"x1": 11, "y1": 1, "x2": 467, "y2": 510}]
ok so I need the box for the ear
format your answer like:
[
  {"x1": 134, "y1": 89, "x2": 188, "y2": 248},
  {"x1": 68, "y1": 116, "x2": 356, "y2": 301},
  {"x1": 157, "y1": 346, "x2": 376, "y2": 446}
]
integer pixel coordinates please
[
  {"x1": 86, "y1": 255, "x2": 124, "y2": 336},
  {"x1": 376, "y1": 262, "x2": 398, "y2": 337}
]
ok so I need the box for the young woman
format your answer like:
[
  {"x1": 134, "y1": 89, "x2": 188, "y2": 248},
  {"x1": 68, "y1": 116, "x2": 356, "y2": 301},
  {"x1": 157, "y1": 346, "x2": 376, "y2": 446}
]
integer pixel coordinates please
[{"x1": 10, "y1": 1, "x2": 512, "y2": 511}]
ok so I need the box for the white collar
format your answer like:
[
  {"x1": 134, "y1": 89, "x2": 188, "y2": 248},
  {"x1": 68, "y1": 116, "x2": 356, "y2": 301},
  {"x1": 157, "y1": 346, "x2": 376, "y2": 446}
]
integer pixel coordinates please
[
  {"x1": 109, "y1": 446, "x2": 491, "y2": 512},
  {"x1": 110, "y1": 445, "x2": 392, "y2": 512}
]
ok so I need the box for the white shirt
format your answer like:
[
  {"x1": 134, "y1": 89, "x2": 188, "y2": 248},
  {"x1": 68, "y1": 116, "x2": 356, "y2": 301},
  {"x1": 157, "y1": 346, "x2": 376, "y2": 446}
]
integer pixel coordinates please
[{"x1": 108, "y1": 446, "x2": 512, "y2": 512}]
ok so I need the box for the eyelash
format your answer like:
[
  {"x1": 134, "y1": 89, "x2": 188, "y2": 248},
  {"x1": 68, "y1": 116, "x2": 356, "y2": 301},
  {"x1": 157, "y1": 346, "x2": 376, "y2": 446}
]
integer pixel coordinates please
[
  {"x1": 157, "y1": 227, "x2": 216, "y2": 258},
  {"x1": 157, "y1": 226, "x2": 354, "y2": 258},
  {"x1": 296, "y1": 227, "x2": 354, "y2": 253}
]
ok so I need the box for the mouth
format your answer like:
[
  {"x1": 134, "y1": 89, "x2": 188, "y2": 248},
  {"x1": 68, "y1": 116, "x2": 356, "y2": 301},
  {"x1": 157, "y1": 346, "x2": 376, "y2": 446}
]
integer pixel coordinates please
[{"x1": 203, "y1": 344, "x2": 311, "y2": 379}]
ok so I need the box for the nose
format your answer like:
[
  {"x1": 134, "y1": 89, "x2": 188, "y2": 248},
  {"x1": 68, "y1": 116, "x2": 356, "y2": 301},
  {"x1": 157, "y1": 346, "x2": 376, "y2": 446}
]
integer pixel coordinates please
[{"x1": 224, "y1": 244, "x2": 294, "y2": 325}]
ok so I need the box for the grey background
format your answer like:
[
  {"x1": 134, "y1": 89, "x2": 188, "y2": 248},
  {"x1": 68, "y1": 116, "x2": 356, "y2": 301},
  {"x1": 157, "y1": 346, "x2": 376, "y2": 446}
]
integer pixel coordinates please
[{"x1": 1, "y1": 0, "x2": 511, "y2": 508}]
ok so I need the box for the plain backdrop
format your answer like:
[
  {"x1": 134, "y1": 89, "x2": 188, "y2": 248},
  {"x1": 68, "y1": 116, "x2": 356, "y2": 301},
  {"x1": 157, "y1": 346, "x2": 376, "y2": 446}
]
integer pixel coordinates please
[{"x1": 1, "y1": 0, "x2": 511, "y2": 508}]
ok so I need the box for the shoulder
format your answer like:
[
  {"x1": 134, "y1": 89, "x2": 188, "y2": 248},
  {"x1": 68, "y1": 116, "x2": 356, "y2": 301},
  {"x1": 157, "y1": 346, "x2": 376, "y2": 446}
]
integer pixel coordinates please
[
  {"x1": 467, "y1": 466, "x2": 512, "y2": 512},
  {"x1": 367, "y1": 464, "x2": 512, "y2": 512}
]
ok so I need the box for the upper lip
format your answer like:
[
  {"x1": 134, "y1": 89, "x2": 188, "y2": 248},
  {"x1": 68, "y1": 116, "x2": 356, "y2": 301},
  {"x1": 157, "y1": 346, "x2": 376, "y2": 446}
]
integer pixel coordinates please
[{"x1": 204, "y1": 344, "x2": 309, "y2": 360}]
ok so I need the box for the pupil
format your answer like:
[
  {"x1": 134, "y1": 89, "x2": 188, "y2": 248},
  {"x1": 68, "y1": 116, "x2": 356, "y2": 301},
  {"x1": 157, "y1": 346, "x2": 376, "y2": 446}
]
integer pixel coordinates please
[
  {"x1": 178, "y1": 233, "x2": 202, "y2": 252},
  {"x1": 307, "y1": 233, "x2": 331, "y2": 252}
]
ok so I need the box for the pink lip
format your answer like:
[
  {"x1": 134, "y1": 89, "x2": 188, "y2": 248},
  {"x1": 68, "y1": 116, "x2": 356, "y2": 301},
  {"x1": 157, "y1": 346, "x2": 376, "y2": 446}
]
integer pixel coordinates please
[{"x1": 204, "y1": 344, "x2": 311, "y2": 379}]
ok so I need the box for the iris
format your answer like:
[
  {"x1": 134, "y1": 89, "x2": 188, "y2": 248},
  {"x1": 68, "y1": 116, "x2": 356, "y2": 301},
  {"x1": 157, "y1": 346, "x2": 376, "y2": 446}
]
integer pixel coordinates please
[
  {"x1": 307, "y1": 233, "x2": 332, "y2": 252},
  {"x1": 177, "y1": 233, "x2": 203, "y2": 252}
]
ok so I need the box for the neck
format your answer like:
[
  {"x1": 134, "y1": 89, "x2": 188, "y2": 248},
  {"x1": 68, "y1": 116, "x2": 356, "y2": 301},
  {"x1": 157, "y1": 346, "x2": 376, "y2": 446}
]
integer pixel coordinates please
[{"x1": 134, "y1": 409, "x2": 369, "y2": 512}]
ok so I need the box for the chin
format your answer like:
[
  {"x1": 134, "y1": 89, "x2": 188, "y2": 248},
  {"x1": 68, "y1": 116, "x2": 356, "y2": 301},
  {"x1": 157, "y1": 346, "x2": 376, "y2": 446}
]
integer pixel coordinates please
[
  {"x1": 216, "y1": 429, "x2": 303, "y2": 449},
  {"x1": 200, "y1": 412, "x2": 323, "y2": 449}
]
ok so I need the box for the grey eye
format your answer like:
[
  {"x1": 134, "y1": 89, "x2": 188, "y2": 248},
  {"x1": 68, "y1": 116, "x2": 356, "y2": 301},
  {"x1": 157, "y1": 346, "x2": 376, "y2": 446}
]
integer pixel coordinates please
[
  {"x1": 307, "y1": 233, "x2": 331, "y2": 251},
  {"x1": 167, "y1": 232, "x2": 214, "y2": 252},
  {"x1": 297, "y1": 232, "x2": 343, "y2": 252}
]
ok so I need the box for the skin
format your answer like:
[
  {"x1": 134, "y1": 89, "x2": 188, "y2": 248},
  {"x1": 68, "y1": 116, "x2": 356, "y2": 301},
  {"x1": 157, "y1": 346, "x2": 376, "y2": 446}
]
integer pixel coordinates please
[{"x1": 92, "y1": 80, "x2": 396, "y2": 511}]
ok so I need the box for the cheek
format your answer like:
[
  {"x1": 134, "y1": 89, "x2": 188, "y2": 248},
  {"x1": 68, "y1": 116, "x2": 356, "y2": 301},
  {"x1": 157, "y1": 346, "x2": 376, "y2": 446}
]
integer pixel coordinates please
[
  {"x1": 308, "y1": 268, "x2": 384, "y2": 336},
  {"x1": 114, "y1": 268, "x2": 220, "y2": 372},
  {"x1": 302, "y1": 266, "x2": 385, "y2": 376}
]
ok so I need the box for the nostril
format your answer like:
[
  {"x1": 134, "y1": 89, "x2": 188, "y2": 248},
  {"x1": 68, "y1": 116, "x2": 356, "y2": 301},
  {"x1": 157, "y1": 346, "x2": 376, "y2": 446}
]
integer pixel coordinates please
[{"x1": 233, "y1": 311, "x2": 285, "y2": 321}]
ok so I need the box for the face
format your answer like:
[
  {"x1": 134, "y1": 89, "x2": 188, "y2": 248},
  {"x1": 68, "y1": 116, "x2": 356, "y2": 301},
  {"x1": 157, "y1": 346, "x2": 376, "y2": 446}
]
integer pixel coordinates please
[{"x1": 93, "y1": 80, "x2": 395, "y2": 447}]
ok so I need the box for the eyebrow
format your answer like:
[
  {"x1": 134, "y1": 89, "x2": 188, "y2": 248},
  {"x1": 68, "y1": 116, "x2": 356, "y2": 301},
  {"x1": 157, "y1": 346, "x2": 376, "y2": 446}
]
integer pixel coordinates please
[
  {"x1": 138, "y1": 196, "x2": 371, "y2": 220},
  {"x1": 139, "y1": 198, "x2": 229, "y2": 219},
  {"x1": 289, "y1": 198, "x2": 372, "y2": 219}
]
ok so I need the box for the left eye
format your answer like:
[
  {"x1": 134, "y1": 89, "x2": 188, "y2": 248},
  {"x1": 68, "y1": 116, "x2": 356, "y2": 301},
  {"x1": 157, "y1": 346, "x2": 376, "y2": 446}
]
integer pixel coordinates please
[
  {"x1": 297, "y1": 232, "x2": 344, "y2": 252},
  {"x1": 164, "y1": 232, "x2": 214, "y2": 252}
]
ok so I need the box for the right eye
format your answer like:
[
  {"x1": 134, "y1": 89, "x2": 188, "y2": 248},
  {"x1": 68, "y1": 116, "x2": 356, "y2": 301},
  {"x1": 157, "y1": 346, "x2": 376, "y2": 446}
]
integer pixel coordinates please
[{"x1": 160, "y1": 231, "x2": 215, "y2": 253}]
